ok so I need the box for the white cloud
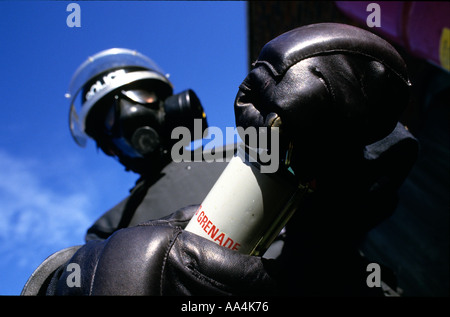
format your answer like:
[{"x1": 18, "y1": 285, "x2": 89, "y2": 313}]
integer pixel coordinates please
[{"x1": 0, "y1": 150, "x2": 92, "y2": 272}]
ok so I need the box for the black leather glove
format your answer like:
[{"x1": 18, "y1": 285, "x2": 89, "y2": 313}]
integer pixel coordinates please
[
  {"x1": 235, "y1": 23, "x2": 411, "y2": 182},
  {"x1": 233, "y1": 23, "x2": 418, "y2": 296},
  {"x1": 45, "y1": 205, "x2": 279, "y2": 295},
  {"x1": 34, "y1": 23, "x2": 417, "y2": 297}
]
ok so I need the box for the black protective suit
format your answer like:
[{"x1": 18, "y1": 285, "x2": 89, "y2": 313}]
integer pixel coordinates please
[
  {"x1": 22, "y1": 23, "x2": 418, "y2": 296},
  {"x1": 85, "y1": 148, "x2": 234, "y2": 242}
]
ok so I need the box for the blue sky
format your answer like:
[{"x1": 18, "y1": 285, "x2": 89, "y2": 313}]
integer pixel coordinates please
[{"x1": 0, "y1": 1, "x2": 247, "y2": 295}]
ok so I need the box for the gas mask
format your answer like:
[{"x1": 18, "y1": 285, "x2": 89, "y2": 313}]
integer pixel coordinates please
[
  {"x1": 93, "y1": 88, "x2": 206, "y2": 173},
  {"x1": 66, "y1": 48, "x2": 207, "y2": 174}
]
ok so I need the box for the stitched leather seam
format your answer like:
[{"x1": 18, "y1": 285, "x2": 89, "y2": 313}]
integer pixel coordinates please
[
  {"x1": 184, "y1": 263, "x2": 230, "y2": 294},
  {"x1": 255, "y1": 49, "x2": 410, "y2": 86},
  {"x1": 310, "y1": 65, "x2": 335, "y2": 103},
  {"x1": 159, "y1": 227, "x2": 183, "y2": 296},
  {"x1": 89, "y1": 243, "x2": 104, "y2": 295}
]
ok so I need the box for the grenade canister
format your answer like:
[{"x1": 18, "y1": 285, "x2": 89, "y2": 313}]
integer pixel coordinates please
[{"x1": 185, "y1": 145, "x2": 306, "y2": 255}]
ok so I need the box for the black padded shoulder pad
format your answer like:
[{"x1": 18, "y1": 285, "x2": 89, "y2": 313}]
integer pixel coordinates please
[
  {"x1": 255, "y1": 23, "x2": 410, "y2": 85},
  {"x1": 21, "y1": 245, "x2": 82, "y2": 295}
]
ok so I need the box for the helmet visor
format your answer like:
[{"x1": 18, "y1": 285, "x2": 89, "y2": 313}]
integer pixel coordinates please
[{"x1": 66, "y1": 48, "x2": 171, "y2": 146}]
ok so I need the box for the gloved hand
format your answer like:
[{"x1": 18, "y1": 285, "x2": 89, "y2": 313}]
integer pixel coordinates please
[
  {"x1": 234, "y1": 23, "x2": 411, "y2": 182},
  {"x1": 40, "y1": 23, "x2": 417, "y2": 297},
  {"x1": 232, "y1": 23, "x2": 418, "y2": 297},
  {"x1": 46, "y1": 205, "x2": 280, "y2": 295}
]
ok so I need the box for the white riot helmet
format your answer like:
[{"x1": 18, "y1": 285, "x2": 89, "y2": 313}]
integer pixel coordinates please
[{"x1": 66, "y1": 48, "x2": 207, "y2": 174}]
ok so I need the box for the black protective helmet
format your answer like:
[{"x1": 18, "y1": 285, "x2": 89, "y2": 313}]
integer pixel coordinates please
[
  {"x1": 67, "y1": 48, "x2": 173, "y2": 146},
  {"x1": 66, "y1": 48, "x2": 207, "y2": 174}
]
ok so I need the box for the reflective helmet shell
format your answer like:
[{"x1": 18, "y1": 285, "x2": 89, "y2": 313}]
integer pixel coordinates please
[{"x1": 66, "y1": 48, "x2": 173, "y2": 147}]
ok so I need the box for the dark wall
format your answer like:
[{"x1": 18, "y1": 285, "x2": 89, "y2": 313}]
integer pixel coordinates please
[
  {"x1": 247, "y1": 1, "x2": 354, "y2": 68},
  {"x1": 247, "y1": 1, "x2": 449, "y2": 297}
]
